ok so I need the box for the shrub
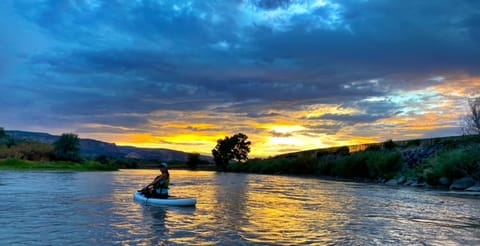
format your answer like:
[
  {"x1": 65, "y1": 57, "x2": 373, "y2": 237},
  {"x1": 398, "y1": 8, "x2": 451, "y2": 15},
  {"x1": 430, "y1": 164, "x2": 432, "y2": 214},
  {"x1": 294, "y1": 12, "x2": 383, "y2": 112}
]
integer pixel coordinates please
[
  {"x1": 333, "y1": 153, "x2": 369, "y2": 178},
  {"x1": 113, "y1": 158, "x2": 139, "y2": 168},
  {"x1": 293, "y1": 154, "x2": 317, "y2": 174},
  {"x1": 316, "y1": 155, "x2": 337, "y2": 176},
  {"x1": 365, "y1": 144, "x2": 381, "y2": 151},
  {"x1": 366, "y1": 150, "x2": 403, "y2": 179},
  {"x1": 227, "y1": 148, "x2": 404, "y2": 180},
  {"x1": 325, "y1": 150, "x2": 403, "y2": 179},
  {"x1": 17, "y1": 142, "x2": 55, "y2": 161},
  {"x1": 383, "y1": 139, "x2": 396, "y2": 150},
  {"x1": 422, "y1": 147, "x2": 480, "y2": 185},
  {"x1": 186, "y1": 153, "x2": 200, "y2": 170},
  {"x1": 0, "y1": 142, "x2": 54, "y2": 161}
]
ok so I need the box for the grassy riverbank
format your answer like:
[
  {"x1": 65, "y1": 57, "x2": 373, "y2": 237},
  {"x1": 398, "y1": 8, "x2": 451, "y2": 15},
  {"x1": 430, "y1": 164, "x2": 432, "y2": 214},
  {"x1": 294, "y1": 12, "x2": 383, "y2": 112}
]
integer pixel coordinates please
[
  {"x1": 226, "y1": 136, "x2": 480, "y2": 189},
  {"x1": 0, "y1": 159, "x2": 118, "y2": 171}
]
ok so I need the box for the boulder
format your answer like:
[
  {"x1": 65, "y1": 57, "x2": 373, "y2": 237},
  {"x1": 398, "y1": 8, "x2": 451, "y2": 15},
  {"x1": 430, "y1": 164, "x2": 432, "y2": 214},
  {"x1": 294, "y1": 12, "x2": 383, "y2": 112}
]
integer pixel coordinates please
[
  {"x1": 385, "y1": 179, "x2": 398, "y2": 186},
  {"x1": 404, "y1": 178, "x2": 418, "y2": 186},
  {"x1": 438, "y1": 177, "x2": 450, "y2": 186},
  {"x1": 397, "y1": 176, "x2": 407, "y2": 185},
  {"x1": 465, "y1": 183, "x2": 480, "y2": 192},
  {"x1": 450, "y1": 177, "x2": 476, "y2": 190},
  {"x1": 411, "y1": 182, "x2": 426, "y2": 188}
]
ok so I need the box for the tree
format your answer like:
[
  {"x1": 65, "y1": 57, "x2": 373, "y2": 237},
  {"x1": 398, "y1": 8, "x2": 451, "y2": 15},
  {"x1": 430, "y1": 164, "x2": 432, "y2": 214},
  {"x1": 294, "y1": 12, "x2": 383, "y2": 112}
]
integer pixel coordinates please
[
  {"x1": 54, "y1": 133, "x2": 81, "y2": 162},
  {"x1": 0, "y1": 127, "x2": 14, "y2": 147},
  {"x1": 462, "y1": 97, "x2": 480, "y2": 136},
  {"x1": 186, "y1": 152, "x2": 200, "y2": 170},
  {"x1": 212, "y1": 133, "x2": 251, "y2": 171}
]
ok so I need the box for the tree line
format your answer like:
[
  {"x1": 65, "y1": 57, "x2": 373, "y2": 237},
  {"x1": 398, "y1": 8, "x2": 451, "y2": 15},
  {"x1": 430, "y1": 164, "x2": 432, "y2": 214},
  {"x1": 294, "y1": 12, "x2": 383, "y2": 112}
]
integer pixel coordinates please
[{"x1": 0, "y1": 129, "x2": 82, "y2": 162}]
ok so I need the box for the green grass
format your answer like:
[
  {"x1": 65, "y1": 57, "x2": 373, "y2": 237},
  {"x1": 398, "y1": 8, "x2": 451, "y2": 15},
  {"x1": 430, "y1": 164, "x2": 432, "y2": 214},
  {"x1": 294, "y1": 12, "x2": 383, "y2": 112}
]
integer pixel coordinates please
[{"x1": 0, "y1": 159, "x2": 118, "y2": 171}]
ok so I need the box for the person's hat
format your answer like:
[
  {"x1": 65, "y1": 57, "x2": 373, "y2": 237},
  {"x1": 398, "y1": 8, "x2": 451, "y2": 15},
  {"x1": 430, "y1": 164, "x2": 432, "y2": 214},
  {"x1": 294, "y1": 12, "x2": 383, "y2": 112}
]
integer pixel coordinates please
[{"x1": 160, "y1": 162, "x2": 168, "y2": 168}]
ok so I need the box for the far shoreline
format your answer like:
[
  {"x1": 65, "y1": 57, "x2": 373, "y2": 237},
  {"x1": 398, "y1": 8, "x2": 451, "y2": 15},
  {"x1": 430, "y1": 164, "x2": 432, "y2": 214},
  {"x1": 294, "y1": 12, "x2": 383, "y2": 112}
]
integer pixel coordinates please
[
  {"x1": 2, "y1": 160, "x2": 479, "y2": 198},
  {"x1": 0, "y1": 159, "x2": 118, "y2": 172},
  {"x1": 135, "y1": 166, "x2": 480, "y2": 198}
]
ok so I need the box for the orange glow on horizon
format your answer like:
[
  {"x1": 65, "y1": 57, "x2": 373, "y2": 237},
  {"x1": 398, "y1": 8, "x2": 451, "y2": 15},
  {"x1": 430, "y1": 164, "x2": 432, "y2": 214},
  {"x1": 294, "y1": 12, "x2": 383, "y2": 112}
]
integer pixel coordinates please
[{"x1": 75, "y1": 74, "x2": 479, "y2": 158}]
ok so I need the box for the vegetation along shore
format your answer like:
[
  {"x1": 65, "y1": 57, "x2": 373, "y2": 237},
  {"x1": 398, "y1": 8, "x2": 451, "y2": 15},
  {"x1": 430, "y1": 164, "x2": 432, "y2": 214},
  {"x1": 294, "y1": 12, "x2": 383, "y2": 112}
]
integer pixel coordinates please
[
  {"x1": 2, "y1": 121, "x2": 480, "y2": 193},
  {"x1": 225, "y1": 136, "x2": 480, "y2": 192},
  {"x1": 209, "y1": 98, "x2": 480, "y2": 193},
  {"x1": 0, "y1": 128, "x2": 117, "y2": 171}
]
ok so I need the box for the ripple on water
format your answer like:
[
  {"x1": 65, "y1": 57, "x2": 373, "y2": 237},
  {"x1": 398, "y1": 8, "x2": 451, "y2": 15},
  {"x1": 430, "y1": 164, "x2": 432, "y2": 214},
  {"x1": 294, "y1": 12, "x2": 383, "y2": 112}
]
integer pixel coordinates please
[{"x1": 1, "y1": 170, "x2": 480, "y2": 245}]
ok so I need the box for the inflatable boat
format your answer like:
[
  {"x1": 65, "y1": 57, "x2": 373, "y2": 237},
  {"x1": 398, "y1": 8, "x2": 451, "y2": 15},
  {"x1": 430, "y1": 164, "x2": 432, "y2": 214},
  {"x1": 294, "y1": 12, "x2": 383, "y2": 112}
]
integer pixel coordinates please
[{"x1": 134, "y1": 192, "x2": 197, "y2": 207}]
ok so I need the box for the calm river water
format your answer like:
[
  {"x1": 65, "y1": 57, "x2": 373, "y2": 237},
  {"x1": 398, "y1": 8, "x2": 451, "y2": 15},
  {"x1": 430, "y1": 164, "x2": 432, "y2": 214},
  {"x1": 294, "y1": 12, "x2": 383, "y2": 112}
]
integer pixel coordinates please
[{"x1": 0, "y1": 169, "x2": 479, "y2": 245}]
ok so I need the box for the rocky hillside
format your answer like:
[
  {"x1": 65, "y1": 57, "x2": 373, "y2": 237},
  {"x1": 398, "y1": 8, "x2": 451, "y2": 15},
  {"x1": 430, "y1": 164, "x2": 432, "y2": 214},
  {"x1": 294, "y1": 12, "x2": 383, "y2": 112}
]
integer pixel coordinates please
[{"x1": 6, "y1": 130, "x2": 192, "y2": 161}]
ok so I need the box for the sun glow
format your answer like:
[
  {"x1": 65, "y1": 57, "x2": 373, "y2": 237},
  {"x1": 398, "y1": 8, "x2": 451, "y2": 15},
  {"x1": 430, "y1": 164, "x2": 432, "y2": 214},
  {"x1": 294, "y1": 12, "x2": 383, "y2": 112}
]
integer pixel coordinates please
[
  {"x1": 74, "y1": 75, "x2": 480, "y2": 158},
  {"x1": 268, "y1": 136, "x2": 304, "y2": 146},
  {"x1": 267, "y1": 125, "x2": 305, "y2": 134}
]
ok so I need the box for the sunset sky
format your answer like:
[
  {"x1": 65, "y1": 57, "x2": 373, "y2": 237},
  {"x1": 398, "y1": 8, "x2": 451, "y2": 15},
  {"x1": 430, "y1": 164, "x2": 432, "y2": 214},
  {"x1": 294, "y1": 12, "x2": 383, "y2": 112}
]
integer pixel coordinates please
[{"x1": 1, "y1": 0, "x2": 480, "y2": 157}]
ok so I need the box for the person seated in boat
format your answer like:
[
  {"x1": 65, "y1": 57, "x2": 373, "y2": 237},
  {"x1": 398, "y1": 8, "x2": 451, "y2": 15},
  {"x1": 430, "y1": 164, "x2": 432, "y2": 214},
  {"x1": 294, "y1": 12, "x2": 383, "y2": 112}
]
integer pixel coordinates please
[{"x1": 139, "y1": 162, "x2": 170, "y2": 198}]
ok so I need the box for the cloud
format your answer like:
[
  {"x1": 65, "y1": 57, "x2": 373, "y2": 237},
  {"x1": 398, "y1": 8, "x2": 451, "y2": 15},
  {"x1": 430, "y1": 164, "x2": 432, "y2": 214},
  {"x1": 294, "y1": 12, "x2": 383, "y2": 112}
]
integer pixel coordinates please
[
  {"x1": 1, "y1": 0, "x2": 479, "y2": 156},
  {"x1": 313, "y1": 113, "x2": 382, "y2": 125}
]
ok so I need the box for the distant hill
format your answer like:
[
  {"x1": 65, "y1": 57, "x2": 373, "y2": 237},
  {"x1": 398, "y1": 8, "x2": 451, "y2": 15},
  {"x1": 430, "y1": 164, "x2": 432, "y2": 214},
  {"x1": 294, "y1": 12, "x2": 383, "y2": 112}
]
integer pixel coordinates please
[{"x1": 6, "y1": 130, "x2": 199, "y2": 162}]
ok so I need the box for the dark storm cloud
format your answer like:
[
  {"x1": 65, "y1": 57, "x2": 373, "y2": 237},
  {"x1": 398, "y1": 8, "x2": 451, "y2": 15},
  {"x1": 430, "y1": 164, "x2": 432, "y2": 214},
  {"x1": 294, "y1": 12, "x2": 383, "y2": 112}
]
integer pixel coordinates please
[
  {"x1": 248, "y1": 0, "x2": 480, "y2": 80},
  {"x1": 2, "y1": 0, "x2": 479, "y2": 136}
]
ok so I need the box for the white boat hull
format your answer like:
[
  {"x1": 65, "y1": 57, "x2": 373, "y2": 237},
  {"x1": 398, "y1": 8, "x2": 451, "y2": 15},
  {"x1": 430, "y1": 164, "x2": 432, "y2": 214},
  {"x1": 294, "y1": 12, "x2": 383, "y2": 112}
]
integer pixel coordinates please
[{"x1": 134, "y1": 192, "x2": 197, "y2": 207}]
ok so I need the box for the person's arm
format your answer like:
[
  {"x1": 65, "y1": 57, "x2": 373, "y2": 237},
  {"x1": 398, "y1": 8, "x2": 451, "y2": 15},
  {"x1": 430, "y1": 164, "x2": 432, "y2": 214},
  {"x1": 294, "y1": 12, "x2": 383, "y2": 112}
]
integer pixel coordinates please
[{"x1": 145, "y1": 176, "x2": 162, "y2": 188}]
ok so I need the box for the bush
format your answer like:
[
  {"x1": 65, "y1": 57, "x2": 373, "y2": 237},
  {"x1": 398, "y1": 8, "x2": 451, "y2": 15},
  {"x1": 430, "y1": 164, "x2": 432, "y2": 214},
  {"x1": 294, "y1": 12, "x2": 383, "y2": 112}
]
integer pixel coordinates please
[
  {"x1": 383, "y1": 139, "x2": 396, "y2": 150},
  {"x1": 316, "y1": 155, "x2": 336, "y2": 176},
  {"x1": 0, "y1": 142, "x2": 54, "y2": 161},
  {"x1": 186, "y1": 153, "x2": 200, "y2": 170},
  {"x1": 0, "y1": 159, "x2": 118, "y2": 171},
  {"x1": 318, "y1": 149, "x2": 403, "y2": 179},
  {"x1": 422, "y1": 147, "x2": 480, "y2": 185},
  {"x1": 113, "y1": 158, "x2": 139, "y2": 168},
  {"x1": 366, "y1": 150, "x2": 403, "y2": 179},
  {"x1": 293, "y1": 154, "x2": 317, "y2": 174},
  {"x1": 333, "y1": 153, "x2": 369, "y2": 178}
]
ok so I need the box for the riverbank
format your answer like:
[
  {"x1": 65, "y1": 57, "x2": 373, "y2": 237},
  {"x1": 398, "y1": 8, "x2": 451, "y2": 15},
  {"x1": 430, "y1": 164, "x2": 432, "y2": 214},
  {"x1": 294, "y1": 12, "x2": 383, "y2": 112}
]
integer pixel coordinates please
[
  {"x1": 223, "y1": 136, "x2": 480, "y2": 193},
  {"x1": 0, "y1": 159, "x2": 118, "y2": 171}
]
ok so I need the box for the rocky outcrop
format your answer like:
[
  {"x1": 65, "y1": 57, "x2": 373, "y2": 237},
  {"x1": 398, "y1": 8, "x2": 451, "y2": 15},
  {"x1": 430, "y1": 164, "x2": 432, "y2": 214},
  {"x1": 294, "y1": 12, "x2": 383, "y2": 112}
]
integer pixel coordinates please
[
  {"x1": 402, "y1": 145, "x2": 441, "y2": 168},
  {"x1": 465, "y1": 183, "x2": 480, "y2": 192},
  {"x1": 450, "y1": 177, "x2": 476, "y2": 190},
  {"x1": 385, "y1": 179, "x2": 398, "y2": 185}
]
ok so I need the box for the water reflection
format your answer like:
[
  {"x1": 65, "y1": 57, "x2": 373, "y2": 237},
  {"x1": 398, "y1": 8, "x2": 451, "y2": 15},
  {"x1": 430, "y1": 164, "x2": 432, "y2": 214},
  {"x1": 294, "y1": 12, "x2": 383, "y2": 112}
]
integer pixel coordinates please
[
  {"x1": 241, "y1": 177, "x2": 356, "y2": 245},
  {"x1": 1, "y1": 170, "x2": 479, "y2": 245}
]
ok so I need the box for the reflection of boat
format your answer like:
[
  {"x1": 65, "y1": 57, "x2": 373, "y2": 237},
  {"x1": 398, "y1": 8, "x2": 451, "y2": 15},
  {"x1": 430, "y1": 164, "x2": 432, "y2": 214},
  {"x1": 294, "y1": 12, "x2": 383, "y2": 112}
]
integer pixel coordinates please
[{"x1": 134, "y1": 192, "x2": 197, "y2": 207}]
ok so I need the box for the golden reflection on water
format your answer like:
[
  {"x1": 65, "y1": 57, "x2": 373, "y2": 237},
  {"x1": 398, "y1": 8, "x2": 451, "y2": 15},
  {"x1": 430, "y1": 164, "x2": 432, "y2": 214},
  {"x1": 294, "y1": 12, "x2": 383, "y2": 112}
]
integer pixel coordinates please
[
  {"x1": 106, "y1": 170, "x2": 362, "y2": 245},
  {"x1": 97, "y1": 170, "x2": 480, "y2": 245},
  {"x1": 1, "y1": 170, "x2": 479, "y2": 245},
  {"x1": 241, "y1": 176, "x2": 356, "y2": 245}
]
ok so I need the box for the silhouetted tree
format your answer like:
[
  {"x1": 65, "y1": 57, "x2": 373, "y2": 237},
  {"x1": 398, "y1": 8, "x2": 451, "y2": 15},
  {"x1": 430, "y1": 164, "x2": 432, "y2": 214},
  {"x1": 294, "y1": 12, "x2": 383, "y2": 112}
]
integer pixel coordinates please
[
  {"x1": 212, "y1": 133, "x2": 251, "y2": 171},
  {"x1": 462, "y1": 97, "x2": 480, "y2": 136},
  {"x1": 54, "y1": 133, "x2": 81, "y2": 162},
  {"x1": 0, "y1": 127, "x2": 14, "y2": 147},
  {"x1": 186, "y1": 152, "x2": 200, "y2": 170},
  {"x1": 383, "y1": 139, "x2": 396, "y2": 150}
]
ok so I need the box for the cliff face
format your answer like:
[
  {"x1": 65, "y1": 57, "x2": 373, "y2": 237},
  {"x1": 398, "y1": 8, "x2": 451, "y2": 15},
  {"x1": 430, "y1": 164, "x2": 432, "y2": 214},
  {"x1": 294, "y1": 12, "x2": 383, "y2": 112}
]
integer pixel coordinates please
[{"x1": 6, "y1": 130, "x2": 189, "y2": 161}]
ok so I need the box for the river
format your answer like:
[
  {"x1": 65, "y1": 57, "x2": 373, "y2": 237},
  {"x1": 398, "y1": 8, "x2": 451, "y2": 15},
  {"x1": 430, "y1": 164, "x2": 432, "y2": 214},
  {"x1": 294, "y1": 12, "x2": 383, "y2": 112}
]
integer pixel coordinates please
[{"x1": 0, "y1": 169, "x2": 479, "y2": 245}]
